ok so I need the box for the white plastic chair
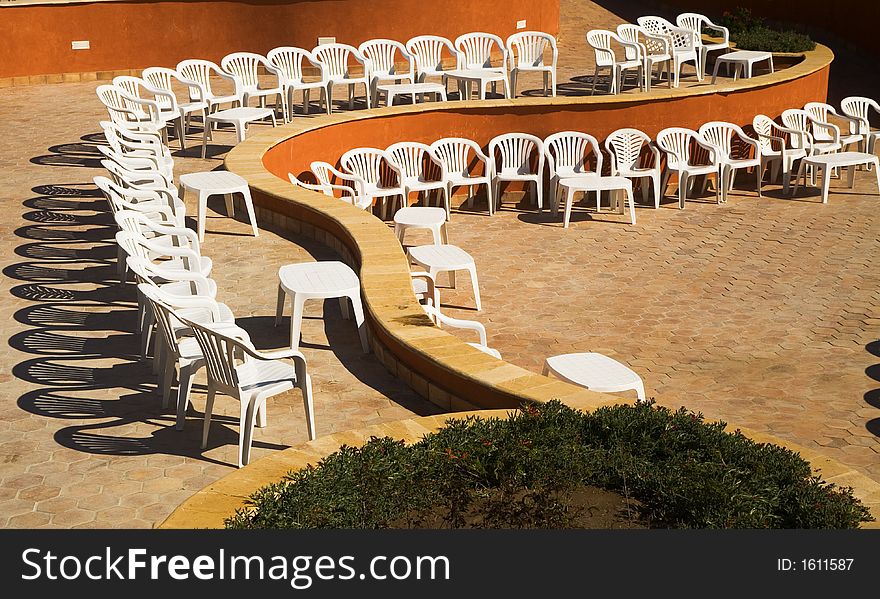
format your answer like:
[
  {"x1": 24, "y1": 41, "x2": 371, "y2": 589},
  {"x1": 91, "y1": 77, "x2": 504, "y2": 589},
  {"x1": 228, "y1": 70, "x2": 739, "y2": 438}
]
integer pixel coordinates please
[
  {"x1": 266, "y1": 47, "x2": 329, "y2": 117},
  {"x1": 142, "y1": 67, "x2": 209, "y2": 150},
  {"x1": 804, "y1": 102, "x2": 864, "y2": 152},
  {"x1": 429, "y1": 138, "x2": 495, "y2": 215},
  {"x1": 453, "y1": 32, "x2": 510, "y2": 99},
  {"x1": 358, "y1": 39, "x2": 416, "y2": 107},
  {"x1": 406, "y1": 35, "x2": 458, "y2": 87},
  {"x1": 699, "y1": 121, "x2": 762, "y2": 202},
  {"x1": 311, "y1": 43, "x2": 372, "y2": 111},
  {"x1": 177, "y1": 59, "x2": 242, "y2": 113},
  {"x1": 605, "y1": 128, "x2": 662, "y2": 208},
  {"x1": 386, "y1": 142, "x2": 449, "y2": 215},
  {"x1": 676, "y1": 12, "x2": 730, "y2": 74},
  {"x1": 636, "y1": 16, "x2": 702, "y2": 87},
  {"x1": 616, "y1": 24, "x2": 672, "y2": 91},
  {"x1": 840, "y1": 96, "x2": 880, "y2": 156},
  {"x1": 97, "y1": 85, "x2": 162, "y2": 128},
  {"x1": 112, "y1": 76, "x2": 182, "y2": 144},
  {"x1": 506, "y1": 31, "x2": 558, "y2": 97},
  {"x1": 655, "y1": 127, "x2": 720, "y2": 208},
  {"x1": 586, "y1": 29, "x2": 645, "y2": 94},
  {"x1": 95, "y1": 176, "x2": 184, "y2": 228},
  {"x1": 220, "y1": 52, "x2": 287, "y2": 118},
  {"x1": 421, "y1": 303, "x2": 501, "y2": 359},
  {"x1": 488, "y1": 132, "x2": 545, "y2": 211},
  {"x1": 410, "y1": 271, "x2": 441, "y2": 314},
  {"x1": 340, "y1": 147, "x2": 405, "y2": 218},
  {"x1": 781, "y1": 109, "x2": 841, "y2": 155},
  {"x1": 288, "y1": 162, "x2": 372, "y2": 210},
  {"x1": 101, "y1": 120, "x2": 174, "y2": 172},
  {"x1": 544, "y1": 131, "x2": 602, "y2": 210},
  {"x1": 752, "y1": 114, "x2": 808, "y2": 194},
  {"x1": 182, "y1": 316, "x2": 314, "y2": 468}
]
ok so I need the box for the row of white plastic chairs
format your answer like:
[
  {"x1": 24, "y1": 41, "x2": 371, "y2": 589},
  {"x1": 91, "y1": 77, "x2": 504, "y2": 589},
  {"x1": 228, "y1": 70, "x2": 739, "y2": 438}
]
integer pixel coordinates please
[
  {"x1": 587, "y1": 13, "x2": 731, "y2": 93},
  {"x1": 96, "y1": 31, "x2": 558, "y2": 148},
  {"x1": 290, "y1": 96, "x2": 880, "y2": 216},
  {"x1": 94, "y1": 119, "x2": 316, "y2": 468}
]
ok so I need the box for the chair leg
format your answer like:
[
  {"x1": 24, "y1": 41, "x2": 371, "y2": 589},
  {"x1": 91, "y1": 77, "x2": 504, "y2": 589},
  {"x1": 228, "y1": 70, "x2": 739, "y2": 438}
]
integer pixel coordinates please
[
  {"x1": 348, "y1": 294, "x2": 370, "y2": 353},
  {"x1": 175, "y1": 362, "x2": 196, "y2": 430},
  {"x1": 467, "y1": 264, "x2": 482, "y2": 311},
  {"x1": 241, "y1": 187, "x2": 259, "y2": 237},
  {"x1": 201, "y1": 387, "x2": 216, "y2": 449},
  {"x1": 275, "y1": 285, "x2": 286, "y2": 326},
  {"x1": 238, "y1": 400, "x2": 256, "y2": 468},
  {"x1": 161, "y1": 358, "x2": 175, "y2": 409},
  {"x1": 679, "y1": 172, "x2": 687, "y2": 209},
  {"x1": 290, "y1": 293, "x2": 306, "y2": 350},
  {"x1": 301, "y1": 374, "x2": 316, "y2": 441}
]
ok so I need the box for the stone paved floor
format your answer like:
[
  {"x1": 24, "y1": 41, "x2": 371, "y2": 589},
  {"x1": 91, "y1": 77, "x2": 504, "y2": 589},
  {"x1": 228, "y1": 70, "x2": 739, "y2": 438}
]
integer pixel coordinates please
[{"x1": 1, "y1": 0, "x2": 878, "y2": 528}]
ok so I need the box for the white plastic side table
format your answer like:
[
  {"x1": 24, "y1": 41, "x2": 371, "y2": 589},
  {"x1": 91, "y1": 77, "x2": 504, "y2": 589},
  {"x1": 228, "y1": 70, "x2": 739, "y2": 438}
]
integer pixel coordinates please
[
  {"x1": 443, "y1": 68, "x2": 510, "y2": 100},
  {"x1": 408, "y1": 244, "x2": 481, "y2": 310},
  {"x1": 394, "y1": 207, "x2": 448, "y2": 246},
  {"x1": 201, "y1": 107, "x2": 277, "y2": 158},
  {"x1": 793, "y1": 151, "x2": 880, "y2": 203},
  {"x1": 274, "y1": 261, "x2": 369, "y2": 352},
  {"x1": 377, "y1": 82, "x2": 448, "y2": 106},
  {"x1": 543, "y1": 352, "x2": 645, "y2": 400},
  {"x1": 711, "y1": 51, "x2": 774, "y2": 84},
  {"x1": 178, "y1": 171, "x2": 259, "y2": 242},
  {"x1": 556, "y1": 176, "x2": 636, "y2": 228}
]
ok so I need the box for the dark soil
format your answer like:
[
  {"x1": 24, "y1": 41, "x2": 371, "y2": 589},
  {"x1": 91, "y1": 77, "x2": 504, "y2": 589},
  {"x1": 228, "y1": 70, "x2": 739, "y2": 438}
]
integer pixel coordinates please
[{"x1": 388, "y1": 485, "x2": 648, "y2": 529}]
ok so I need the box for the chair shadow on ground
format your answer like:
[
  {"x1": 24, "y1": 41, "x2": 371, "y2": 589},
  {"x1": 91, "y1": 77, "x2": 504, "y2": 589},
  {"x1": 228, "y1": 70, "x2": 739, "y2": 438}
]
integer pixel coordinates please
[{"x1": 865, "y1": 341, "x2": 880, "y2": 437}]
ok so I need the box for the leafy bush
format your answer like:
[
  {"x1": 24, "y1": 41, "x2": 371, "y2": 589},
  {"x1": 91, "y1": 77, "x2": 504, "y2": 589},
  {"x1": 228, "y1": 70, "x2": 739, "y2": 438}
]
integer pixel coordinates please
[
  {"x1": 226, "y1": 401, "x2": 872, "y2": 529},
  {"x1": 718, "y1": 8, "x2": 816, "y2": 53}
]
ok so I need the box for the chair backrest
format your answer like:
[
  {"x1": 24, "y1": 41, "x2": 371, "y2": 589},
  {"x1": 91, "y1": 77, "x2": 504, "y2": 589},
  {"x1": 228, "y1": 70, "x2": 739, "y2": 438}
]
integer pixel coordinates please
[
  {"x1": 137, "y1": 283, "x2": 185, "y2": 359},
  {"x1": 841, "y1": 96, "x2": 880, "y2": 135},
  {"x1": 102, "y1": 158, "x2": 172, "y2": 190},
  {"x1": 488, "y1": 133, "x2": 543, "y2": 174},
  {"x1": 113, "y1": 75, "x2": 149, "y2": 99},
  {"x1": 605, "y1": 128, "x2": 651, "y2": 172},
  {"x1": 341, "y1": 147, "x2": 387, "y2": 185},
  {"x1": 586, "y1": 30, "x2": 618, "y2": 66},
  {"x1": 267, "y1": 47, "x2": 315, "y2": 84},
  {"x1": 221, "y1": 52, "x2": 273, "y2": 91},
  {"x1": 454, "y1": 32, "x2": 507, "y2": 70},
  {"x1": 386, "y1": 141, "x2": 435, "y2": 179},
  {"x1": 430, "y1": 138, "x2": 484, "y2": 176},
  {"x1": 506, "y1": 31, "x2": 556, "y2": 68},
  {"x1": 656, "y1": 127, "x2": 703, "y2": 166},
  {"x1": 675, "y1": 13, "x2": 706, "y2": 46},
  {"x1": 637, "y1": 16, "x2": 694, "y2": 50},
  {"x1": 406, "y1": 35, "x2": 457, "y2": 75},
  {"x1": 752, "y1": 114, "x2": 781, "y2": 152},
  {"x1": 97, "y1": 85, "x2": 139, "y2": 125},
  {"x1": 142, "y1": 67, "x2": 179, "y2": 110},
  {"x1": 544, "y1": 131, "x2": 601, "y2": 176},
  {"x1": 358, "y1": 39, "x2": 412, "y2": 76},
  {"x1": 177, "y1": 59, "x2": 238, "y2": 101},
  {"x1": 312, "y1": 43, "x2": 362, "y2": 78},
  {"x1": 698, "y1": 121, "x2": 743, "y2": 158},
  {"x1": 185, "y1": 319, "x2": 248, "y2": 391}
]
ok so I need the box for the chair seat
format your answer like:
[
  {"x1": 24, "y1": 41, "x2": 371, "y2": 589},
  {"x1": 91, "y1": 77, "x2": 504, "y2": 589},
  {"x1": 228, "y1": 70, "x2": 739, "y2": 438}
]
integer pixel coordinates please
[
  {"x1": 237, "y1": 359, "x2": 298, "y2": 397},
  {"x1": 161, "y1": 255, "x2": 212, "y2": 276},
  {"x1": 158, "y1": 276, "x2": 217, "y2": 298},
  {"x1": 447, "y1": 173, "x2": 490, "y2": 186},
  {"x1": 363, "y1": 182, "x2": 404, "y2": 197},
  {"x1": 208, "y1": 93, "x2": 240, "y2": 106},
  {"x1": 497, "y1": 166, "x2": 539, "y2": 179},
  {"x1": 180, "y1": 101, "x2": 209, "y2": 114}
]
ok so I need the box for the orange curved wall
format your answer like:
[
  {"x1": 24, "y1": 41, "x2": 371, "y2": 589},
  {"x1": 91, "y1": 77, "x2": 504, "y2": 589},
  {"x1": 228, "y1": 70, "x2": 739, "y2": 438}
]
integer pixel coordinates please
[
  {"x1": 0, "y1": 0, "x2": 559, "y2": 79},
  {"x1": 263, "y1": 65, "x2": 830, "y2": 181}
]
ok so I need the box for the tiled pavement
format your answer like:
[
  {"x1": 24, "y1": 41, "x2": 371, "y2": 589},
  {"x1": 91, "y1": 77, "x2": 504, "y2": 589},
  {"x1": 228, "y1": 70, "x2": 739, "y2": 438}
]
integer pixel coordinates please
[{"x1": 1, "y1": 0, "x2": 878, "y2": 528}]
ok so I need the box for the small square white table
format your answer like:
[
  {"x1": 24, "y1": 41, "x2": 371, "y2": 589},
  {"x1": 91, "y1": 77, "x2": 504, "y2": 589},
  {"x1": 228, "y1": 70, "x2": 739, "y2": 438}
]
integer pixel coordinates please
[
  {"x1": 711, "y1": 50, "x2": 774, "y2": 84},
  {"x1": 556, "y1": 176, "x2": 636, "y2": 228},
  {"x1": 408, "y1": 244, "x2": 481, "y2": 310},
  {"x1": 377, "y1": 82, "x2": 448, "y2": 107},
  {"x1": 792, "y1": 151, "x2": 880, "y2": 203},
  {"x1": 443, "y1": 68, "x2": 510, "y2": 100},
  {"x1": 201, "y1": 107, "x2": 277, "y2": 158}
]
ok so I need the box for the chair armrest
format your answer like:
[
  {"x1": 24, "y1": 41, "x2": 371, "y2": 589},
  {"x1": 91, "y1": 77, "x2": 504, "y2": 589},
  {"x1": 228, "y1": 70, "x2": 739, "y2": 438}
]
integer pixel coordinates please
[
  {"x1": 705, "y1": 22, "x2": 730, "y2": 44},
  {"x1": 692, "y1": 137, "x2": 718, "y2": 161}
]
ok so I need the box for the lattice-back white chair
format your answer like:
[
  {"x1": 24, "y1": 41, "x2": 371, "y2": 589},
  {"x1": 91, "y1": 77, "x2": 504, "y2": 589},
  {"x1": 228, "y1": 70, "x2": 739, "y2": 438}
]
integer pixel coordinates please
[
  {"x1": 358, "y1": 39, "x2": 415, "y2": 107},
  {"x1": 636, "y1": 16, "x2": 701, "y2": 87},
  {"x1": 804, "y1": 102, "x2": 863, "y2": 152},
  {"x1": 340, "y1": 147, "x2": 404, "y2": 217},
  {"x1": 698, "y1": 121, "x2": 762, "y2": 202},
  {"x1": 506, "y1": 31, "x2": 557, "y2": 97},
  {"x1": 406, "y1": 35, "x2": 458, "y2": 86},
  {"x1": 586, "y1": 29, "x2": 644, "y2": 94},
  {"x1": 676, "y1": 12, "x2": 730, "y2": 74},
  {"x1": 430, "y1": 138, "x2": 495, "y2": 215},
  {"x1": 656, "y1": 127, "x2": 721, "y2": 208},
  {"x1": 454, "y1": 32, "x2": 510, "y2": 98},
  {"x1": 182, "y1": 316, "x2": 315, "y2": 468},
  {"x1": 752, "y1": 114, "x2": 808, "y2": 194},
  {"x1": 616, "y1": 24, "x2": 672, "y2": 91},
  {"x1": 311, "y1": 43, "x2": 372, "y2": 111},
  {"x1": 177, "y1": 59, "x2": 242, "y2": 114},
  {"x1": 605, "y1": 128, "x2": 662, "y2": 208},
  {"x1": 142, "y1": 67, "x2": 209, "y2": 150},
  {"x1": 386, "y1": 142, "x2": 449, "y2": 215},
  {"x1": 488, "y1": 132, "x2": 545, "y2": 211},
  {"x1": 544, "y1": 131, "x2": 602, "y2": 209},
  {"x1": 266, "y1": 47, "x2": 328, "y2": 116},
  {"x1": 220, "y1": 52, "x2": 287, "y2": 119},
  {"x1": 841, "y1": 96, "x2": 880, "y2": 156},
  {"x1": 287, "y1": 161, "x2": 372, "y2": 210}
]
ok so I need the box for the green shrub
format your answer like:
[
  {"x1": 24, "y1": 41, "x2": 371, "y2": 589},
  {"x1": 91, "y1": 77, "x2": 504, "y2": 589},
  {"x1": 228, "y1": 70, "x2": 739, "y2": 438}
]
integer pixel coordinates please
[
  {"x1": 718, "y1": 7, "x2": 816, "y2": 53},
  {"x1": 225, "y1": 401, "x2": 873, "y2": 529}
]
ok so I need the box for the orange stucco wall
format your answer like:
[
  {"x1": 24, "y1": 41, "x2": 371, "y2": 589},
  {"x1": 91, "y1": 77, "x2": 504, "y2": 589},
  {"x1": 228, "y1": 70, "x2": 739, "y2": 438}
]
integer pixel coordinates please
[
  {"x1": 0, "y1": 0, "x2": 559, "y2": 78},
  {"x1": 263, "y1": 65, "x2": 830, "y2": 181}
]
